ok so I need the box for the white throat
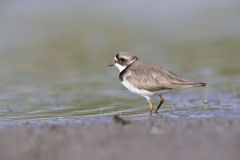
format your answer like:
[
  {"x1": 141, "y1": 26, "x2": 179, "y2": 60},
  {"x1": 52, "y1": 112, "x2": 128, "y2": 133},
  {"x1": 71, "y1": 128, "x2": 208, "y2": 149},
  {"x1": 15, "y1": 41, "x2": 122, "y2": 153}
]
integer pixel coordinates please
[{"x1": 114, "y1": 63, "x2": 127, "y2": 72}]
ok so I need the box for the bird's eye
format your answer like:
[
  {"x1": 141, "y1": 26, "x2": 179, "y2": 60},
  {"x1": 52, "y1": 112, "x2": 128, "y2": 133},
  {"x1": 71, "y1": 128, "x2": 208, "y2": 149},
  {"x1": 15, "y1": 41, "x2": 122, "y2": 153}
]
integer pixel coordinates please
[{"x1": 118, "y1": 58, "x2": 125, "y2": 62}]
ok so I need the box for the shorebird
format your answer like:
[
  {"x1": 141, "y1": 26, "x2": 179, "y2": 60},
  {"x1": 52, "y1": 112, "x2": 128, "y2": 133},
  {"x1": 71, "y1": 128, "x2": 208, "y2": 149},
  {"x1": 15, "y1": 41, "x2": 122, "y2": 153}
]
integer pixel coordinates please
[{"x1": 108, "y1": 52, "x2": 206, "y2": 115}]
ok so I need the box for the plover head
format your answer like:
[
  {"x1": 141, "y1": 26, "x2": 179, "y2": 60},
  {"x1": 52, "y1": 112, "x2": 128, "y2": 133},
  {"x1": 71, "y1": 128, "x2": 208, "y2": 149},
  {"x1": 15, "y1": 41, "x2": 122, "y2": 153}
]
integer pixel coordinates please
[{"x1": 107, "y1": 52, "x2": 139, "y2": 72}]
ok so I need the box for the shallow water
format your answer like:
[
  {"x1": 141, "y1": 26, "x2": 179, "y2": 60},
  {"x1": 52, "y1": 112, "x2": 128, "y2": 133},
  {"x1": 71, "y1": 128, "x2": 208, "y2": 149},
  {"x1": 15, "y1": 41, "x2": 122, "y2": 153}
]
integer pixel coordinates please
[{"x1": 0, "y1": 0, "x2": 240, "y2": 123}]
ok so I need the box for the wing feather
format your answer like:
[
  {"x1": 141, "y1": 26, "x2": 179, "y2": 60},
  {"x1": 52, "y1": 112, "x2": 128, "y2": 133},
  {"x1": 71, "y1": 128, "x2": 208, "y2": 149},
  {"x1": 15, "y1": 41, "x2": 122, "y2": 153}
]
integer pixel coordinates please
[{"x1": 124, "y1": 60, "x2": 197, "y2": 91}]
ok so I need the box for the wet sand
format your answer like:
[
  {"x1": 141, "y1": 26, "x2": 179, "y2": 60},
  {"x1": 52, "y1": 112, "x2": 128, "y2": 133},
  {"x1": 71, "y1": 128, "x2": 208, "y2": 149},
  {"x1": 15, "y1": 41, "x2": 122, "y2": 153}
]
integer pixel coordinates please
[{"x1": 0, "y1": 116, "x2": 240, "y2": 160}]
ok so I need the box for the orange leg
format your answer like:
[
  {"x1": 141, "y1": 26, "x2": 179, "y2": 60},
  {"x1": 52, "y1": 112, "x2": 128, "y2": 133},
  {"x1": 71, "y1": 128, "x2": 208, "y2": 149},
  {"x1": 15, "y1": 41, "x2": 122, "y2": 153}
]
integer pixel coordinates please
[
  {"x1": 147, "y1": 99, "x2": 153, "y2": 115},
  {"x1": 155, "y1": 95, "x2": 164, "y2": 113}
]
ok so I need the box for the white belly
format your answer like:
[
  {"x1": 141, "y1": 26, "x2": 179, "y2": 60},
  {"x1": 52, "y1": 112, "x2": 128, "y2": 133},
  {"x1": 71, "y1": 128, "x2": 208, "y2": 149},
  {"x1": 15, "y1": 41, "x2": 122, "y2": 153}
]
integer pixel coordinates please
[
  {"x1": 121, "y1": 80, "x2": 167, "y2": 100},
  {"x1": 122, "y1": 80, "x2": 155, "y2": 99}
]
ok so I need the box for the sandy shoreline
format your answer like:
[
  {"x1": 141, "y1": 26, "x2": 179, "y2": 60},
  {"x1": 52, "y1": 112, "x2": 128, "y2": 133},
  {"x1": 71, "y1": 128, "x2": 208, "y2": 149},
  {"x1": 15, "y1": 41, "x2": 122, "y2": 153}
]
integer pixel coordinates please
[{"x1": 0, "y1": 116, "x2": 240, "y2": 160}]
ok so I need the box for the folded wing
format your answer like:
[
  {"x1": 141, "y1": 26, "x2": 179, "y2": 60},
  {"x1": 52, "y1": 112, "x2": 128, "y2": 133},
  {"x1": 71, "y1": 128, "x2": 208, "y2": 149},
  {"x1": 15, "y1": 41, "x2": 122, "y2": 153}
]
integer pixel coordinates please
[{"x1": 125, "y1": 62, "x2": 205, "y2": 91}]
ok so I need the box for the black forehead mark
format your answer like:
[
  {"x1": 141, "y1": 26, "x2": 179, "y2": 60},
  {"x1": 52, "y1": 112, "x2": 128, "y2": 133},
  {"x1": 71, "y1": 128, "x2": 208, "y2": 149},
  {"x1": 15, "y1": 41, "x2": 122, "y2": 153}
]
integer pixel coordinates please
[{"x1": 116, "y1": 53, "x2": 119, "y2": 59}]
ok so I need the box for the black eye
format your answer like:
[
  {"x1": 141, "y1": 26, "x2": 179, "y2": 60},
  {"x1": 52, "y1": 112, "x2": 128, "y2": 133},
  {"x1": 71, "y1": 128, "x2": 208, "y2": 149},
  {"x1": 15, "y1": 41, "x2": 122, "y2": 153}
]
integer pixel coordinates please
[{"x1": 118, "y1": 58, "x2": 125, "y2": 62}]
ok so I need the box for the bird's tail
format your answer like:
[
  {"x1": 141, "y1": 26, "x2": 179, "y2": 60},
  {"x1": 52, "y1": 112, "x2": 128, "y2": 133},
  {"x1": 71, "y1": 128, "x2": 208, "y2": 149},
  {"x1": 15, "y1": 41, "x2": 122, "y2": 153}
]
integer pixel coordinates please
[
  {"x1": 172, "y1": 82, "x2": 206, "y2": 88},
  {"x1": 190, "y1": 82, "x2": 207, "y2": 87}
]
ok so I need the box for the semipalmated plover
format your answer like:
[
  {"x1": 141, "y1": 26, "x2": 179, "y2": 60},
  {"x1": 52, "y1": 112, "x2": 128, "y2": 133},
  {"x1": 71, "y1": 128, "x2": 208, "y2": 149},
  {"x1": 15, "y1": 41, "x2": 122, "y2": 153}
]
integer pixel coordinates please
[{"x1": 108, "y1": 52, "x2": 206, "y2": 115}]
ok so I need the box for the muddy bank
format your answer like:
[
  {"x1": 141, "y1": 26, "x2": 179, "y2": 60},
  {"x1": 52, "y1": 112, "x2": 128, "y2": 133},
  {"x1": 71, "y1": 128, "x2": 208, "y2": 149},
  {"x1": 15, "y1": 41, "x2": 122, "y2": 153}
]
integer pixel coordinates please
[{"x1": 0, "y1": 117, "x2": 240, "y2": 160}]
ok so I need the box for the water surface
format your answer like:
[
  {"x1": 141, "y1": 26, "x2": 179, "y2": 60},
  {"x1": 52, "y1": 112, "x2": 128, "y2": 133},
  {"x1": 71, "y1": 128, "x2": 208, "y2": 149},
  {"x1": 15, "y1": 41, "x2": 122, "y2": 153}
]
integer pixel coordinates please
[{"x1": 0, "y1": 0, "x2": 240, "y2": 123}]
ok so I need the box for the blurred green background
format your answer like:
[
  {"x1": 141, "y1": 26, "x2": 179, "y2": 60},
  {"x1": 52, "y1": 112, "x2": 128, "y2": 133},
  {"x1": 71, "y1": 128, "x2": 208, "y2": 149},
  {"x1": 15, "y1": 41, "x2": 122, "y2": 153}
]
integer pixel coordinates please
[{"x1": 0, "y1": 0, "x2": 239, "y2": 121}]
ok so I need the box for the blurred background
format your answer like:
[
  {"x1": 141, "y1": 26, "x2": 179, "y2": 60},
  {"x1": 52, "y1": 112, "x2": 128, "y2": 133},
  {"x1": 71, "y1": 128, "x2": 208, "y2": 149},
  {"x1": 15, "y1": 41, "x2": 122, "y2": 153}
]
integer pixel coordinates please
[{"x1": 0, "y1": 0, "x2": 240, "y2": 121}]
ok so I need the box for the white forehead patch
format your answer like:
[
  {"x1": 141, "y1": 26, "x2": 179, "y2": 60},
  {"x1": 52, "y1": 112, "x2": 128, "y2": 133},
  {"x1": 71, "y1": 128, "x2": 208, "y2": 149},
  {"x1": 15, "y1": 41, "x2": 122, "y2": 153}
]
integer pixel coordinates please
[{"x1": 114, "y1": 63, "x2": 127, "y2": 72}]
